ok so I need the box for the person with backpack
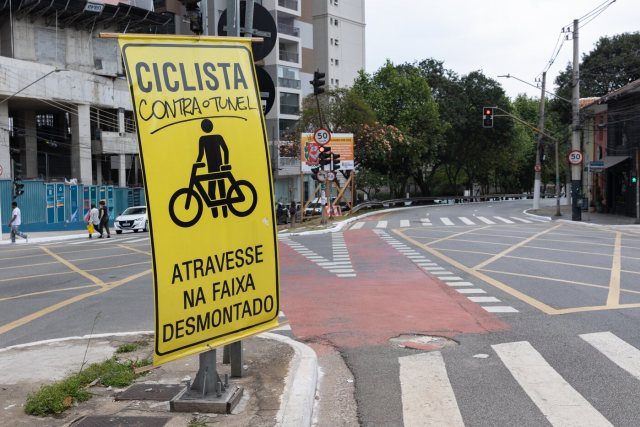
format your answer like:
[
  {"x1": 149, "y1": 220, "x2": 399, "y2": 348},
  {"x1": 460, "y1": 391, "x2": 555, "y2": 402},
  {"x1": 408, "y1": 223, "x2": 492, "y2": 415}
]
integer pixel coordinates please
[{"x1": 98, "y1": 200, "x2": 111, "y2": 238}]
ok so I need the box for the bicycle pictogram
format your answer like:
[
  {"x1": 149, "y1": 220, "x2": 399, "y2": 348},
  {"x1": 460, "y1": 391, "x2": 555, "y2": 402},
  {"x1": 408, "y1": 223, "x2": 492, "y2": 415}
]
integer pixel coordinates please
[{"x1": 168, "y1": 119, "x2": 257, "y2": 228}]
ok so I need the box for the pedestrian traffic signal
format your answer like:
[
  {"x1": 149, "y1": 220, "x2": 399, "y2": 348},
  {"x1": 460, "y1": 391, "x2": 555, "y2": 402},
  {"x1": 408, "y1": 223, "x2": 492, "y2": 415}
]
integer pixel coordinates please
[
  {"x1": 331, "y1": 152, "x2": 341, "y2": 171},
  {"x1": 13, "y1": 179, "x2": 24, "y2": 197},
  {"x1": 311, "y1": 70, "x2": 326, "y2": 96},
  {"x1": 483, "y1": 107, "x2": 494, "y2": 128},
  {"x1": 311, "y1": 167, "x2": 320, "y2": 181},
  {"x1": 319, "y1": 146, "x2": 331, "y2": 167}
]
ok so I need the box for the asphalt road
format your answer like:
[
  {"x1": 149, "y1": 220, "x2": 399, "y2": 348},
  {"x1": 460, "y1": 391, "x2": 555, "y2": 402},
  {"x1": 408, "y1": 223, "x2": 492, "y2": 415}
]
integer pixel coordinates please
[{"x1": 4, "y1": 200, "x2": 640, "y2": 426}]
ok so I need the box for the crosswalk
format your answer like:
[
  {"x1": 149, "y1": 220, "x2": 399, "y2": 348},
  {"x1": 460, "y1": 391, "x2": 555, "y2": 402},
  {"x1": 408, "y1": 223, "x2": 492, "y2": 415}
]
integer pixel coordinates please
[
  {"x1": 374, "y1": 230, "x2": 519, "y2": 314},
  {"x1": 399, "y1": 331, "x2": 640, "y2": 426},
  {"x1": 349, "y1": 215, "x2": 547, "y2": 230}
]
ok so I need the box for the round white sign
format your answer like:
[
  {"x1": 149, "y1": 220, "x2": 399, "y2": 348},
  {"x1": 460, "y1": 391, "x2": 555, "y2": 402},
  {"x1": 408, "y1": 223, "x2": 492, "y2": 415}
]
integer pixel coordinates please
[
  {"x1": 568, "y1": 150, "x2": 583, "y2": 165},
  {"x1": 313, "y1": 128, "x2": 331, "y2": 145}
]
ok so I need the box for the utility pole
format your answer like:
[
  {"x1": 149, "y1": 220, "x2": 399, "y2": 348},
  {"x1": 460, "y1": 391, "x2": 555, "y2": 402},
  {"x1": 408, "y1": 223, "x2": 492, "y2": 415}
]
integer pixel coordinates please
[
  {"x1": 636, "y1": 148, "x2": 640, "y2": 224},
  {"x1": 533, "y1": 72, "x2": 546, "y2": 210},
  {"x1": 570, "y1": 19, "x2": 582, "y2": 221},
  {"x1": 555, "y1": 125, "x2": 562, "y2": 216}
]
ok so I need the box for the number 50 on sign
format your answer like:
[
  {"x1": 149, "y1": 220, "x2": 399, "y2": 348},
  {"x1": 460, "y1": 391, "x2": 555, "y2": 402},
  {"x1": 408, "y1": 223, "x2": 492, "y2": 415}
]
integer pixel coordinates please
[{"x1": 568, "y1": 150, "x2": 583, "y2": 165}]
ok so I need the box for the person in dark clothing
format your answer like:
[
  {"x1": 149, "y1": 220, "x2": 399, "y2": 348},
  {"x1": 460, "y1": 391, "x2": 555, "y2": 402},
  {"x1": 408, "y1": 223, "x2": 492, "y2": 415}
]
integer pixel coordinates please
[
  {"x1": 196, "y1": 119, "x2": 229, "y2": 218},
  {"x1": 98, "y1": 200, "x2": 111, "y2": 238}
]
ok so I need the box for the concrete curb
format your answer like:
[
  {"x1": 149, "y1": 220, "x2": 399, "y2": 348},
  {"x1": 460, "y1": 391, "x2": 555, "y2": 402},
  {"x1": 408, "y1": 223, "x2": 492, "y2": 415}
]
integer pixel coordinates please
[
  {"x1": 265, "y1": 333, "x2": 318, "y2": 427},
  {"x1": 0, "y1": 233, "x2": 87, "y2": 245}
]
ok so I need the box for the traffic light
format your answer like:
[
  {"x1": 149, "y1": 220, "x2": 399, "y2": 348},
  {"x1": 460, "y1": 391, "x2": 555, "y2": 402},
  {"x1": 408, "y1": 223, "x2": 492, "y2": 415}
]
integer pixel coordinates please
[
  {"x1": 632, "y1": 174, "x2": 638, "y2": 185},
  {"x1": 13, "y1": 179, "x2": 24, "y2": 198},
  {"x1": 311, "y1": 167, "x2": 320, "y2": 181},
  {"x1": 483, "y1": 107, "x2": 494, "y2": 128},
  {"x1": 331, "y1": 152, "x2": 341, "y2": 170},
  {"x1": 14, "y1": 161, "x2": 22, "y2": 179},
  {"x1": 319, "y1": 146, "x2": 331, "y2": 167},
  {"x1": 311, "y1": 70, "x2": 326, "y2": 96}
]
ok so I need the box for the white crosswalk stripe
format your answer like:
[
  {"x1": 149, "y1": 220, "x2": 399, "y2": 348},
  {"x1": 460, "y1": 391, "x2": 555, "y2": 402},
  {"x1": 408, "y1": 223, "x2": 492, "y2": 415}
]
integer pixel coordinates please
[
  {"x1": 458, "y1": 216, "x2": 475, "y2": 225},
  {"x1": 399, "y1": 352, "x2": 464, "y2": 427},
  {"x1": 476, "y1": 216, "x2": 496, "y2": 224},
  {"x1": 376, "y1": 221, "x2": 388, "y2": 228},
  {"x1": 580, "y1": 332, "x2": 640, "y2": 380},
  {"x1": 493, "y1": 216, "x2": 515, "y2": 224},
  {"x1": 420, "y1": 218, "x2": 432, "y2": 226},
  {"x1": 510, "y1": 217, "x2": 533, "y2": 223},
  {"x1": 492, "y1": 341, "x2": 612, "y2": 426},
  {"x1": 440, "y1": 217, "x2": 454, "y2": 226},
  {"x1": 350, "y1": 221, "x2": 365, "y2": 230},
  {"x1": 398, "y1": 333, "x2": 640, "y2": 425},
  {"x1": 400, "y1": 219, "x2": 411, "y2": 227}
]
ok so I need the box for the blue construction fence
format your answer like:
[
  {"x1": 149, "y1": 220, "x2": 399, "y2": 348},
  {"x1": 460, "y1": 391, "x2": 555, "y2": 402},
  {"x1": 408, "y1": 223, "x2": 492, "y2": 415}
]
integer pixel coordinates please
[{"x1": 1, "y1": 179, "x2": 145, "y2": 233}]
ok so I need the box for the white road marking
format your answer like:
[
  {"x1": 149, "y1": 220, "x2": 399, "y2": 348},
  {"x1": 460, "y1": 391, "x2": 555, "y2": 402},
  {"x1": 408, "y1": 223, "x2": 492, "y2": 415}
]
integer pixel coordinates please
[
  {"x1": 492, "y1": 341, "x2": 612, "y2": 426},
  {"x1": 438, "y1": 276, "x2": 464, "y2": 281},
  {"x1": 456, "y1": 288, "x2": 486, "y2": 294},
  {"x1": 440, "y1": 217, "x2": 454, "y2": 226},
  {"x1": 446, "y1": 282, "x2": 474, "y2": 287},
  {"x1": 376, "y1": 221, "x2": 388, "y2": 229},
  {"x1": 430, "y1": 271, "x2": 454, "y2": 275},
  {"x1": 483, "y1": 306, "x2": 519, "y2": 313},
  {"x1": 459, "y1": 217, "x2": 475, "y2": 225},
  {"x1": 511, "y1": 217, "x2": 532, "y2": 223},
  {"x1": 476, "y1": 216, "x2": 496, "y2": 224},
  {"x1": 399, "y1": 352, "x2": 464, "y2": 427},
  {"x1": 350, "y1": 222, "x2": 365, "y2": 230},
  {"x1": 580, "y1": 332, "x2": 640, "y2": 380},
  {"x1": 400, "y1": 220, "x2": 411, "y2": 227},
  {"x1": 494, "y1": 216, "x2": 515, "y2": 224},
  {"x1": 468, "y1": 296, "x2": 501, "y2": 303},
  {"x1": 421, "y1": 218, "x2": 432, "y2": 226}
]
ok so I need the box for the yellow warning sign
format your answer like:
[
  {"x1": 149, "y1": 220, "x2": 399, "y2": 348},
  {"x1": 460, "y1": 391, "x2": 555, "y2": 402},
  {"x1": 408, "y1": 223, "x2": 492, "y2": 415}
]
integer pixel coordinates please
[{"x1": 118, "y1": 35, "x2": 279, "y2": 365}]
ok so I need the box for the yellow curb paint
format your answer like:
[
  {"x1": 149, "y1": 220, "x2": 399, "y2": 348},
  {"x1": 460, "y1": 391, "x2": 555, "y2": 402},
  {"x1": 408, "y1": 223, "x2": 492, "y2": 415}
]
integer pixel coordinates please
[{"x1": 117, "y1": 244, "x2": 151, "y2": 256}]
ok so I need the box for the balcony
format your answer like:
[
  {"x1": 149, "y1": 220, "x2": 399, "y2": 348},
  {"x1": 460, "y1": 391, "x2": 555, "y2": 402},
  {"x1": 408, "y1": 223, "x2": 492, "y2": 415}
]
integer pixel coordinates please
[
  {"x1": 279, "y1": 50, "x2": 299, "y2": 63},
  {"x1": 278, "y1": 22, "x2": 300, "y2": 37},
  {"x1": 278, "y1": 0, "x2": 298, "y2": 11},
  {"x1": 278, "y1": 77, "x2": 301, "y2": 89}
]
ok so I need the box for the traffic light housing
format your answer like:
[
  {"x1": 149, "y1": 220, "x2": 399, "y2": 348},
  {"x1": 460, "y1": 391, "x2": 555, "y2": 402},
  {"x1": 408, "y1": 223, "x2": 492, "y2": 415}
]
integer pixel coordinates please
[
  {"x1": 311, "y1": 70, "x2": 325, "y2": 96},
  {"x1": 13, "y1": 179, "x2": 24, "y2": 198},
  {"x1": 311, "y1": 167, "x2": 320, "y2": 181},
  {"x1": 483, "y1": 107, "x2": 494, "y2": 128},
  {"x1": 331, "y1": 152, "x2": 341, "y2": 170},
  {"x1": 318, "y1": 146, "x2": 331, "y2": 167},
  {"x1": 632, "y1": 174, "x2": 638, "y2": 185}
]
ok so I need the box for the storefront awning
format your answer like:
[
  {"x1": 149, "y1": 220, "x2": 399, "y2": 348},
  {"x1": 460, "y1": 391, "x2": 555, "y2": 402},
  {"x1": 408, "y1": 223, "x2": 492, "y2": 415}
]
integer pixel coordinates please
[{"x1": 603, "y1": 156, "x2": 630, "y2": 169}]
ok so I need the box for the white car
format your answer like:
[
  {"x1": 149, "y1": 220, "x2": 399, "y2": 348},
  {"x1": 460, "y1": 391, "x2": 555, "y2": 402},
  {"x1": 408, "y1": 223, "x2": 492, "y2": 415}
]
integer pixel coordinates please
[{"x1": 114, "y1": 206, "x2": 148, "y2": 234}]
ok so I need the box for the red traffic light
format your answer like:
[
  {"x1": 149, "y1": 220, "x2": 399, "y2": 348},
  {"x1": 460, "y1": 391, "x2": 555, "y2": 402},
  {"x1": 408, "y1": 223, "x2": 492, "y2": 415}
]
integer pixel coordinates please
[{"x1": 484, "y1": 108, "x2": 493, "y2": 116}]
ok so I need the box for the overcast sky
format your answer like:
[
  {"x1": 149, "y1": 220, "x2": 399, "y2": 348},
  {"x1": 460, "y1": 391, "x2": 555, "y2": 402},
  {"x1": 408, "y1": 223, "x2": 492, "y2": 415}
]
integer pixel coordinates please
[{"x1": 365, "y1": 0, "x2": 640, "y2": 100}]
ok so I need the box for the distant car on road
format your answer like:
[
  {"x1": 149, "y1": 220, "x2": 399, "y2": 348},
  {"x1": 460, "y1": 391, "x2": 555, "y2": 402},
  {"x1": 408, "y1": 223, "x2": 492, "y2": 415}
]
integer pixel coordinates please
[{"x1": 114, "y1": 206, "x2": 148, "y2": 234}]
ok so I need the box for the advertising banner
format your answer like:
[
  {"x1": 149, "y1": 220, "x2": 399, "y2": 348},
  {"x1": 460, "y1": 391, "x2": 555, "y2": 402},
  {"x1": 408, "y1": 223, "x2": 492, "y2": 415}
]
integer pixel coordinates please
[
  {"x1": 300, "y1": 132, "x2": 354, "y2": 173},
  {"x1": 46, "y1": 184, "x2": 55, "y2": 224},
  {"x1": 55, "y1": 183, "x2": 65, "y2": 223},
  {"x1": 70, "y1": 185, "x2": 79, "y2": 222},
  {"x1": 118, "y1": 35, "x2": 280, "y2": 365}
]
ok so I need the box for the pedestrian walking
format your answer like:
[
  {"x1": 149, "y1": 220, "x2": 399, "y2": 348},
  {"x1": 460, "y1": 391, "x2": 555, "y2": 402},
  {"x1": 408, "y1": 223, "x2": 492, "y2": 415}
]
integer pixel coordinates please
[
  {"x1": 8, "y1": 201, "x2": 28, "y2": 243},
  {"x1": 98, "y1": 200, "x2": 111, "y2": 238},
  {"x1": 289, "y1": 201, "x2": 297, "y2": 228},
  {"x1": 87, "y1": 204, "x2": 100, "y2": 238}
]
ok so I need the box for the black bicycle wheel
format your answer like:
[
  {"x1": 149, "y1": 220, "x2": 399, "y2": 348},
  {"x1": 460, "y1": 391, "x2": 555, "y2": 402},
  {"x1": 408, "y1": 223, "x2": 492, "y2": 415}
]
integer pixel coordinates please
[
  {"x1": 227, "y1": 180, "x2": 258, "y2": 217},
  {"x1": 169, "y1": 188, "x2": 203, "y2": 227}
]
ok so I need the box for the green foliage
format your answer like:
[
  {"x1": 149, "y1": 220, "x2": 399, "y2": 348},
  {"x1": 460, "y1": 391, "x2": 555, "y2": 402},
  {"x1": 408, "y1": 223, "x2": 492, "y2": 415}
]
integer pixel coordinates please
[
  {"x1": 116, "y1": 342, "x2": 140, "y2": 353},
  {"x1": 24, "y1": 357, "x2": 152, "y2": 416}
]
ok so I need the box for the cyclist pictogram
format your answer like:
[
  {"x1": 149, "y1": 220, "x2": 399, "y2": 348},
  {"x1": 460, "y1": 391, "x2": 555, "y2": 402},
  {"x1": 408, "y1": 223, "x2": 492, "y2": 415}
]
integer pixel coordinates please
[{"x1": 169, "y1": 119, "x2": 257, "y2": 228}]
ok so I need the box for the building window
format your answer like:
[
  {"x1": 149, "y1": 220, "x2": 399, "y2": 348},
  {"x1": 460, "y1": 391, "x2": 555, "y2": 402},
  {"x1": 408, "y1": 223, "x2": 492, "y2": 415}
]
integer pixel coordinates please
[
  {"x1": 336, "y1": 79, "x2": 339, "y2": 86},
  {"x1": 330, "y1": 38, "x2": 334, "y2": 45},
  {"x1": 280, "y1": 92, "x2": 300, "y2": 115},
  {"x1": 334, "y1": 38, "x2": 339, "y2": 46},
  {"x1": 335, "y1": 59, "x2": 339, "y2": 66},
  {"x1": 334, "y1": 18, "x2": 339, "y2": 26},
  {"x1": 331, "y1": 78, "x2": 334, "y2": 84},
  {"x1": 330, "y1": 58, "x2": 334, "y2": 65}
]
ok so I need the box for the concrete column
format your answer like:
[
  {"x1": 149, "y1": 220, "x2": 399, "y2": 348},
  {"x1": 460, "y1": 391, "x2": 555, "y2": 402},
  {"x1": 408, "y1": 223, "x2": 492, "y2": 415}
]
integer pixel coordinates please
[
  {"x1": 15, "y1": 111, "x2": 38, "y2": 179},
  {"x1": 95, "y1": 157, "x2": 103, "y2": 185},
  {"x1": 0, "y1": 103, "x2": 11, "y2": 180},
  {"x1": 119, "y1": 154, "x2": 126, "y2": 187},
  {"x1": 70, "y1": 104, "x2": 93, "y2": 184}
]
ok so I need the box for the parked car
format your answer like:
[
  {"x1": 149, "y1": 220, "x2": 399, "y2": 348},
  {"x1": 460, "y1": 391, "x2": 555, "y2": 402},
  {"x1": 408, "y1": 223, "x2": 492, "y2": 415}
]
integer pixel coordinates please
[{"x1": 114, "y1": 206, "x2": 148, "y2": 234}]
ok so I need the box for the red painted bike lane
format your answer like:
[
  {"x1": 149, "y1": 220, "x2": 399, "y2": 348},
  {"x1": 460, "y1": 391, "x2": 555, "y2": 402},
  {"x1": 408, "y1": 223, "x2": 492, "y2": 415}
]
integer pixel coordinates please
[{"x1": 279, "y1": 229, "x2": 508, "y2": 350}]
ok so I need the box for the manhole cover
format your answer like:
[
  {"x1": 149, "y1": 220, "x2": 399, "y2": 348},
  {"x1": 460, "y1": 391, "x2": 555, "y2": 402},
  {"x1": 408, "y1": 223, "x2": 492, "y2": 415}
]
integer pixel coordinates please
[
  {"x1": 115, "y1": 383, "x2": 185, "y2": 401},
  {"x1": 389, "y1": 334, "x2": 457, "y2": 351},
  {"x1": 72, "y1": 415, "x2": 170, "y2": 426}
]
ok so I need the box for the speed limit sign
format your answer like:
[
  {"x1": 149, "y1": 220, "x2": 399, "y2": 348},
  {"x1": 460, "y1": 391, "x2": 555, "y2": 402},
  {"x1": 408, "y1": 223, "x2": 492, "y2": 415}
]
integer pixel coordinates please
[
  {"x1": 313, "y1": 128, "x2": 331, "y2": 145},
  {"x1": 568, "y1": 150, "x2": 583, "y2": 165}
]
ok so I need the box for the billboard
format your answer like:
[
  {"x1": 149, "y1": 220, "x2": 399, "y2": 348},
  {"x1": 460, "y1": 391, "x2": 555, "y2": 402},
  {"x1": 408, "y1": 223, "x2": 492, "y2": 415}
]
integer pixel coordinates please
[{"x1": 300, "y1": 132, "x2": 354, "y2": 173}]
